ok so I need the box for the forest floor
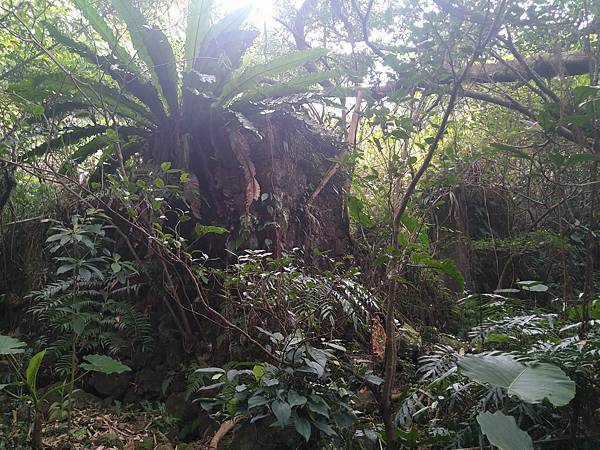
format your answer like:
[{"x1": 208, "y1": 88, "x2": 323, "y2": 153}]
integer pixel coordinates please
[{"x1": 1, "y1": 399, "x2": 209, "y2": 449}]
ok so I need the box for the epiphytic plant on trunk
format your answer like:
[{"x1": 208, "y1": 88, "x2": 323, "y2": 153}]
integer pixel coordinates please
[{"x1": 2, "y1": 0, "x2": 333, "y2": 228}]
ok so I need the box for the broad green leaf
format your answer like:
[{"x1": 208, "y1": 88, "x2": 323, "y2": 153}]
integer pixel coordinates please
[
  {"x1": 287, "y1": 390, "x2": 307, "y2": 407},
  {"x1": 43, "y1": 24, "x2": 166, "y2": 122},
  {"x1": 561, "y1": 114, "x2": 591, "y2": 127},
  {"x1": 0, "y1": 335, "x2": 27, "y2": 355},
  {"x1": 218, "y1": 48, "x2": 328, "y2": 106},
  {"x1": 71, "y1": 316, "x2": 87, "y2": 336},
  {"x1": 271, "y1": 399, "x2": 291, "y2": 427},
  {"x1": 25, "y1": 350, "x2": 46, "y2": 394},
  {"x1": 565, "y1": 153, "x2": 600, "y2": 166},
  {"x1": 477, "y1": 411, "x2": 533, "y2": 450},
  {"x1": 72, "y1": 0, "x2": 132, "y2": 66},
  {"x1": 574, "y1": 85, "x2": 600, "y2": 103},
  {"x1": 80, "y1": 354, "x2": 131, "y2": 374},
  {"x1": 252, "y1": 364, "x2": 265, "y2": 380},
  {"x1": 10, "y1": 73, "x2": 152, "y2": 122},
  {"x1": 364, "y1": 372, "x2": 384, "y2": 385},
  {"x1": 312, "y1": 419, "x2": 336, "y2": 436},
  {"x1": 308, "y1": 396, "x2": 330, "y2": 418},
  {"x1": 400, "y1": 212, "x2": 420, "y2": 232},
  {"x1": 347, "y1": 195, "x2": 374, "y2": 228},
  {"x1": 516, "y1": 280, "x2": 548, "y2": 292},
  {"x1": 458, "y1": 354, "x2": 575, "y2": 406},
  {"x1": 140, "y1": 26, "x2": 180, "y2": 116},
  {"x1": 394, "y1": 427, "x2": 420, "y2": 446},
  {"x1": 184, "y1": 0, "x2": 214, "y2": 71},
  {"x1": 294, "y1": 416, "x2": 311, "y2": 442},
  {"x1": 247, "y1": 394, "x2": 268, "y2": 409},
  {"x1": 109, "y1": 0, "x2": 153, "y2": 73}
]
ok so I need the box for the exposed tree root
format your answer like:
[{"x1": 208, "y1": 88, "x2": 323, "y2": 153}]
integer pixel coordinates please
[{"x1": 209, "y1": 416, "x2": 244, "y2": 449}]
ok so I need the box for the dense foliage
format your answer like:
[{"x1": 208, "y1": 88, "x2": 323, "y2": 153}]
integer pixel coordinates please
[{"x1": 0, "y1": 0, "x2": 598, "y2": 449}]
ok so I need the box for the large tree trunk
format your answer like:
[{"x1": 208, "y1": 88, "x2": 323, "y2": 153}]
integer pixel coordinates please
[{"x1": 183, "y1": 108, "x2": 351, "y2": 258}]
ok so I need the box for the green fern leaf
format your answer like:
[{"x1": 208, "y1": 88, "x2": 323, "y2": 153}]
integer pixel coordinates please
[
  {"x1": 198, "y1": 5, "x2": 252, "y2": 60},
  {"x1": 45, "y1": 24, "x2": 166, "y2": 121},
  {"x1": 59, "y1": 133, "x2": 113, "y2": 173},
  {"x1": 239, "y1": 70, "x2": 336, "y2": 103},
  {"x1": 217, "y1": 47, "x2": 328, "y2": 106},
  {"x1": 24, "y1": 125, "x2": 108, "y2": 160},
  {"x1": 184, "y1": 0, "x2": 214, "y2": 72},
  {"x1": 109, "y1": 0, "x2": 178, "y2": 115},
  {"x1": 72, "y1": 0, "x2": 133, "y2": 67}
]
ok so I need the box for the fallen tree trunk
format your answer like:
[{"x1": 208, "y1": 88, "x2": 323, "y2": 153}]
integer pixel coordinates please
[
  {"x1": 373, "y1": 52, "x2": 593, "y2": 97},
  {"x1": 466, "y1": 52, "x2": 592, "y2": 83}
]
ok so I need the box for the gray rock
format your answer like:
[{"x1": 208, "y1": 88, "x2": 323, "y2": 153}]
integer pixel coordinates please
[
  {"x1": 134, "y1": 367, "x2": 162, "y2": 397},
  {"x1": 88, "y1": 371, "x2": 131, "y2": 398}
]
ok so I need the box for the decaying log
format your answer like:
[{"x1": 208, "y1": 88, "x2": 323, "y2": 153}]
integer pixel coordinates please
[{"x1": 467, "y1": 52, "x2": 592, "y2": 83}]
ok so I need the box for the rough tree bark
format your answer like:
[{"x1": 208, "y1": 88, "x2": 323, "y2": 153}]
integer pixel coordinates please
[{"x1": 172, "y1": 105, "x2": 352, "y2": 258}]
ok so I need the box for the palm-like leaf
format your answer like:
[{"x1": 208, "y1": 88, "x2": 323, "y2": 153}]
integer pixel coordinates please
[
  {"x1": 45, "y1": 24, "x2": 166, "y2": 122},
  {"x1": 196, "y1": 5, "x2": 252, "y2": 64},
  {"x1": 112, "y1": 0, "x2": 179, "y2": 116},
  {"x1": 3, "y1": 0, "x2": 330, "y2": 171},
  {"x1": 217, "y1": 48, "x2": 328, "y2": 106},
  {"x1": 10, "y1": 72, "x2": 153, "y2": 122},
  {"x1": 72, "y1": 0, "x2": 133, "y2": 67},
  {"x1": 238, "y1": 70, "x2": 336, "y2": 103},
  {"x1": 184, "y1": 0, "x2": 214, "y2": 72},
  {"x1": 25, "y1": 125, "x2": 109, "y2": 160}
]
